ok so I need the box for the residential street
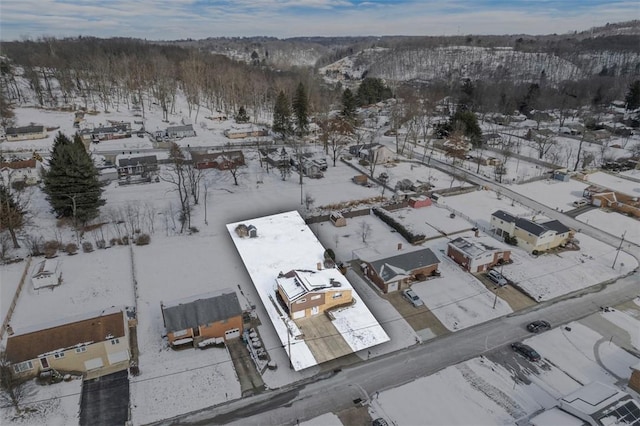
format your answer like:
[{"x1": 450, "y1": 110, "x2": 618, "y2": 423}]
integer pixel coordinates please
[{"x1": 158, "y1": 270, "x2": 639, "y2": 426}]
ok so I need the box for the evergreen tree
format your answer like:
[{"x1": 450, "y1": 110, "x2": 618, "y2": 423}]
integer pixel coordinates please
[
  {"x1": 43, "y1": 132, "x2": 105, "y2": 224},
  {"x1": 450, "y1": 110, "x2": 482, "y2": 146},
  {"x1": 341, "y1": 88, "x2": 357, "y2": 120},
  {"x1": 272, "y1": 90, "x2": 292, "y2": 139},
  {"x1": 235, "y1": 106, "x2": 250, "y2": 123},
  {"x1": 356, "y1": 77, "x2": 392, "y2": 106},
  {"x1": 292, "y1": 82, "x2": 309, "y2": 136},
  {"x1": 625, "y1": 80, "x2": 640, "y2": 110}
]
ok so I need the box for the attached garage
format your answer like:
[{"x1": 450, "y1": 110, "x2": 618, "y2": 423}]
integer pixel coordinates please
[
  {"x1": 224, "y1": 328, "x2": 240, "y2": 340},
  {"x1": 84, "y1": 358, "x2": 104, "y2": 371},
  {"x1": 107, "y1": 350, "x2": 129, "y2": 365}
]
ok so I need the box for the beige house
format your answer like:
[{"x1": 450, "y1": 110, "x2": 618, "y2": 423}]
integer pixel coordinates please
[
  {"x1": 6, "y1": 307, "x2": 130, "y2": 379},
  {"x1": 490, "y1": 210, "x2": 573, "y2": 253},
  {"x1": 4, "y1": 125, "x2": 47, "y2": 141},
  {"x1": 276, "y1": 269, "x2": 353, "y2": 320}
]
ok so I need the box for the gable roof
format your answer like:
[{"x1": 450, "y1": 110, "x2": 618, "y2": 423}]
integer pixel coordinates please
[
  {"x1": 6, "y1": 125, "x2": 45, "y2": 135},
  {"x1": 5, "y1": 309, "x2": 125, "y2": 363},
  {"x1": 117, "y1": 155, "x2": 158, "y2": 168},
  {"x1": 166, "y1": 124, "x2": 194, "y2": 133},
  {"x1": 515, "y1": 218, "x2": 549, "y2": 236},
  {"x1": 367, "y1": 248, "x2": 440, "y2": 282},
  {"x1": 0, "y1": 159, "x2": 37, "y2": 170},
  {"x1": 162, "y1": 290, "x2": 242, "y2": 333},
  {"x1": 492, "y1": 210, "x2": 516, "y2": 223},
  {"x1": 542, "y1": 219, "x2": 571, "y2": 234}
]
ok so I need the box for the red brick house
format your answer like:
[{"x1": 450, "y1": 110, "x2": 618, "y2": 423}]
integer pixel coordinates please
[
  {"x1": 408, "y1": 196, "x2": 432, "y2": 209},
  {"x1": 360, "y1": 248, "x2": 440, "y2": 293},
  {"x1": 191, "y1": 151, "x2": 245, "y2": 170},
  {"x1": 161, "y1": 289, "x2": 244, "y2": 348},
  {"x1": 447, "y1": 236, "x2": 511, "y2": 273}
]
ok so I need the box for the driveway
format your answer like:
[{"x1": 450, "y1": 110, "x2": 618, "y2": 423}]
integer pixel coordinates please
[{"x1": 79, "y1": 370, "x2": 129, "y2": 426}]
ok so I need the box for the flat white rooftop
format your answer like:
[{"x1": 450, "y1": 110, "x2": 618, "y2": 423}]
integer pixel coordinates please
[{"x1": 227, "y1": 210, "x2": 389, "y2": 371}]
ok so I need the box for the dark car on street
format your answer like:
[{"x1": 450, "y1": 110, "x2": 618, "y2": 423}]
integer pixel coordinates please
[
  {"x1": 511, "y1": 342, "x2": 541, "y2": 362},
  {"x1": 527, "y1": 320, "x2": 551, "y2": 333}
]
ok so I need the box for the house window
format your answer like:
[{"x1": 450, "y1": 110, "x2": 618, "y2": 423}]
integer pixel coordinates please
[
  {"x1": 311, "y1": 295, "x2": 321, "y2": 300},
  {"x1": 111, "y1": 338, "x2": 120, "y2": 345},
  {"x1": 13, "y1": 361, "x2": 33, "y2": 373},
  {"x1": 75, "y1": 347, "x2": 87, "y2": 354},
  {"x1": 296, "y1": 298, "x2": 307, "y2": 304},
  {"x1": 332, "y1": 293, "x2": 342, "y2": 299},
  {"x1": 53, "y1": 352, "x2": 65, "y2": 359}
]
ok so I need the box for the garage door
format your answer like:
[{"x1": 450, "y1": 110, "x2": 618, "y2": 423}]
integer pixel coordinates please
[
  {"x1": 84, "y1": 358, "x2": 104, "y2": 371},
  {"x1": 224, "y1": 328, "x2": 240, "y2": 340},
  {"x1": 107, "y1": 350, "x2": 129, "y2": 365}
]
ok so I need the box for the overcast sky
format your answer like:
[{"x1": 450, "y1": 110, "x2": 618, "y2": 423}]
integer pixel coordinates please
[{"x1": 0, "y1": 0, "x2": 637, "y2": 41}]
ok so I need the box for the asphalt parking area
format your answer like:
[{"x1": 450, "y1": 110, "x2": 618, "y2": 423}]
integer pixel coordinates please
[{"x1": 79, "y1": 370, "x2": 129, "y2": 426}]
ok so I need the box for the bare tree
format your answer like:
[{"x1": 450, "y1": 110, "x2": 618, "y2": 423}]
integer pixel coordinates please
[
  {"x1": 160, "y1": 143, "x2": 191, "y2": 232},
  {"x1": 358, "y1": 221, "x2": 372, "y2": 243},
  {"x1": 0, "y1": 353, "x2": 31, "y2": 414},
  {"x1": 319, "y1": 116, "x2": 353, "y2": 167},
  {"x1": 529, "y1": 134, "x2": 556, "y2": 160}
]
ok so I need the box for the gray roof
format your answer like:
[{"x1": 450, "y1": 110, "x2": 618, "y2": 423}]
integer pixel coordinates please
[
  {"x1": 492, "y1": 210, "x2": 516, "y2": 223},
  {"x1": 167, "y1": 124, "x2": 194, "y2": 133},
  {"x1": 542, "y1": 219, "x2": 571, "y2": 235},
  {"x1": 515, "y1": 218, "x2": 548, "y2": 236},
  {"x1": 368, "y1": 248, "x2": 440, "y2": 282},
  {"x1": 6, "y1": 125, "x2": 45, "y2": 135},
  {"x1": 162, "y1": 291, "x2": 242, "y2": 333},
  {"x1": 118, "y1": 155, "x2": 158, "y2": 167},
  {"x1": 80, "y1": 124, "x2": 129, "y2": 134}
]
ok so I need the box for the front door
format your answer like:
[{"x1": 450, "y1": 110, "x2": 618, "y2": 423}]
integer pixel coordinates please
[{"x1": 40, "y1": 357, "x2": 49, "y2": 369}]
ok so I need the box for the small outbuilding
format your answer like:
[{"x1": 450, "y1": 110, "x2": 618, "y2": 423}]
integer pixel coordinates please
[
  {"x1": 408, "y1": 196, "x2": 432, "y2": 209},
  {"x1": 31, "y1": 259, "x2": 62, "y2": 289},
  {"x1": 329, "y1": 212, "x2": 347, "y2": 227}
]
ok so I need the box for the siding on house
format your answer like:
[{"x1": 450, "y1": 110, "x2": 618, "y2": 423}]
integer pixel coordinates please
[{"x1": 6, "y1": 308, "x2": 129, "y2": 378}]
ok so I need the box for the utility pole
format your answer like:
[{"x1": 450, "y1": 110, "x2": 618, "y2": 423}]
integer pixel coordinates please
[{"x1": 611, "y1": 231, "x2": 626, "y2": 269}]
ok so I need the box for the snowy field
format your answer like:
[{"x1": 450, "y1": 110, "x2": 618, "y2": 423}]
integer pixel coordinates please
[
  {"x1": 585, "y1": 171, "x2": 640, "y2": 197},
  {"x1": 508, "y1": 178, "x2": 591, "y2": 211},
  {"x1": 577, "y1": 208, "x2": 640, "y2": 245},
  {"x1": 503, "y1": 233, "x2": 637, "y2": 301}
]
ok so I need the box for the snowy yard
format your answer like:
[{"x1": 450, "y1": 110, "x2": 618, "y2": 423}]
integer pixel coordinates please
[
  {"x1": 577, "y1": 208, "x2": 640, "y2": 245},
  {"x1": 508, "y1": 178, "x2": 590, "y2": 211},
  {"x1": 503, "y1": 233, "x2": 637, "y2": 301}
]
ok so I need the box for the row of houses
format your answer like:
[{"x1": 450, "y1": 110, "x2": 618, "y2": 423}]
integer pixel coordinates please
[
  {"x1": 79, "y1": 122, "x2": 132, "y2": 144},
  {"x1": 7, "y1": 287, "x2": 247, "y2": 379}
]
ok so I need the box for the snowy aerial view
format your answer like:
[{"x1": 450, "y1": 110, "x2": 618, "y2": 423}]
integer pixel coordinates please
[{"x1": 1, "y1": 1, "x2": 640, "y2": 425}]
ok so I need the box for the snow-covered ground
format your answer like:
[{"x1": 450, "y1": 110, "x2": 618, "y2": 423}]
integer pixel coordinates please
[
  {"x1": 577, "y1": 208, "x2": 640, "y2": 246},
  {"x1": 508, "y1": 178, "x2": 591, "y2": 211},
  {"x1": 3, "y1": 90, "x2": 639, "y2": 425},
  {"x1": 371, "y1": 314, "x2": 640, "y2": 426},
  {"x1": 584, "y1": 171, "x2": 640, "y2": 197}
]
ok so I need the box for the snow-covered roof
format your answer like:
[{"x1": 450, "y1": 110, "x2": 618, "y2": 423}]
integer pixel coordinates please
[
  {"x1": 226, "y1": 211, "x2": 389, "y2": 371},
  {"x1": 277, "y1": 269, "x2": 349, "y2": 302},
  {"x1": 449, "y1": 236, "x2": 507, "y2": 258},
  {"x1": 560, "y1": 381, "x2": 628, "y2": 416}
]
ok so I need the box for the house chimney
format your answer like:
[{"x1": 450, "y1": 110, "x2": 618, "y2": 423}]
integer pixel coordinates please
[
  {"x1": 317, "y1": 262, "x2": 322, "y2": 270},
  {"x1": 397, "y1": 243, "x2": 403, "y2": 251}
]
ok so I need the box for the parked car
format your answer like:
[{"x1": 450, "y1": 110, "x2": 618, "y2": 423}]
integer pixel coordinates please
[
  {"x1": 511, "y1": 342, "x2": 541, "y2": 362},
  {"x1": 572, "y1": 198, "x2": 589, "y2": 207},
  {"x1": 372, "y1": 419, "x2": 389, "y2": 426},
  {"x1": 402, "y1": 288, "x2": 424, "y2": 307},
  {"x1": 527, "y1": 320, "x2": 551, "y2": 333},
  {"x1": 487, "y1": 269, "x2": 508, "y2": 286}
]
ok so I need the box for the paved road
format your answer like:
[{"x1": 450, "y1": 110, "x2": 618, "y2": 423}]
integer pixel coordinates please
[{"x1": 158, "y1": 272, "x2": 639, "y2": 426}]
